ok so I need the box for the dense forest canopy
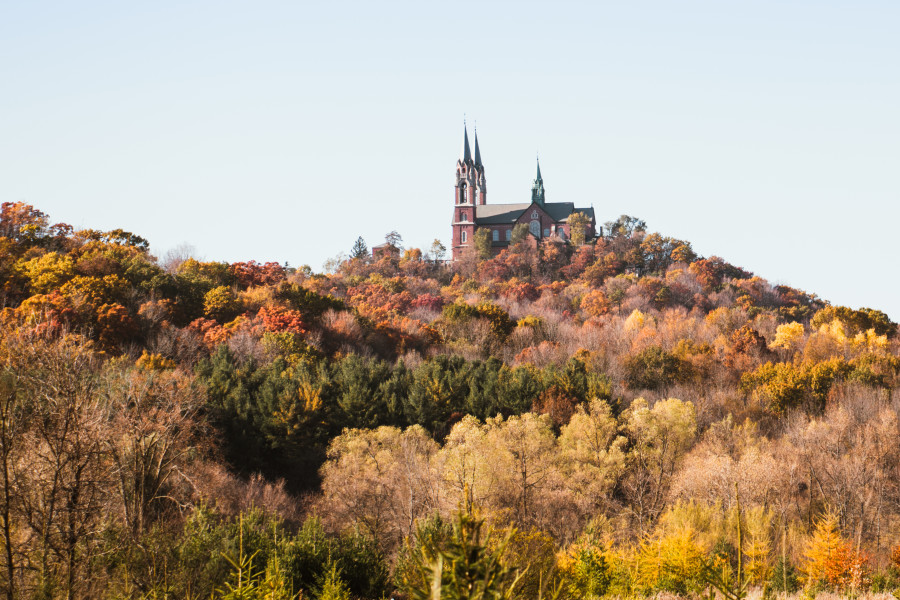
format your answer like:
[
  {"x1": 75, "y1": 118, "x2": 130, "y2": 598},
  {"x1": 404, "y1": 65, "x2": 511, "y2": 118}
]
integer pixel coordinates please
[{"x1": 0, "y1": 201, "x2": 898, "y2": 599}]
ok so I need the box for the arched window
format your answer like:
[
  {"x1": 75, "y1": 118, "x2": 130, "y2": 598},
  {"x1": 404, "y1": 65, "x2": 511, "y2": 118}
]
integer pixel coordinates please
[
  {"x1": 505, "y1": 229, "x2": 511, "y2": 241},
  {"x1": 529, "y1": 220, "x2": 540, "y2": 237},
  {"x1": 461, "y1": 231, "x2": 467, "y2": 243},
  {"x1": 492, "y1": 229, "x2": 499, "y2": 242},
  {"x1": 459, "y1": 183, "x2": 467, "y2": 204},
  {"x1": 460, "y1": 212, "x2": 467, "y2": 222}
]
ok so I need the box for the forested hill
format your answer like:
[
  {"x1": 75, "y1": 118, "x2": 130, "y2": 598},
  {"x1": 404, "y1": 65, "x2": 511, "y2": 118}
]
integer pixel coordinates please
[{"x1": 1, "y1": 201, "x2": 898, "y2": 599}]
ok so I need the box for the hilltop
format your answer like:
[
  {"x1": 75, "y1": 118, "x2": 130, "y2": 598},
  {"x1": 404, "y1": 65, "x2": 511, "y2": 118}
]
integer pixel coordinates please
[{"x1": 0, "y1": 201, "x2": 898, "y2": 599}]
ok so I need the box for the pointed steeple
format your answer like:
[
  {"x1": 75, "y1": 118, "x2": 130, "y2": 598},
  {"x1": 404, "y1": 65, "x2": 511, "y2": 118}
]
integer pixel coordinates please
[
  {"x1": 531, "y1": 157, "x2": 545, "y2": 205},
  {"x1": 460, "y1": 123, "x2": 472, "y2": 163},
  {"x1": 473, "y1": 129, "x2": 482, "y2": 167}
]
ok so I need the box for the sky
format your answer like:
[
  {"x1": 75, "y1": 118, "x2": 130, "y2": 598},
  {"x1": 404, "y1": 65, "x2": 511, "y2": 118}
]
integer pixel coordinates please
[{"x1": 2, "y1": 1, "x2": 898, "y2": 319}]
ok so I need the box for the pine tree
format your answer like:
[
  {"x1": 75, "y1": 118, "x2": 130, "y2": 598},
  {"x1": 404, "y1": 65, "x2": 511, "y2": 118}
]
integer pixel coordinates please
[{"x1": 351, "y1": 236, "x2": 368, "y2": 259}]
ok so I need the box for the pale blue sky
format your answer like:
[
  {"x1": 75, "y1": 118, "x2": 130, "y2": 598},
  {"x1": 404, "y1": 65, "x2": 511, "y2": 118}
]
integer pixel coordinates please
[{"x1": 2, "y1": 1, "x2": 898, "y2": 319}]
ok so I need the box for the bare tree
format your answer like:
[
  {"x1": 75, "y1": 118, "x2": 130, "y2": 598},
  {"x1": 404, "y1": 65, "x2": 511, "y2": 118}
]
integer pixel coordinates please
[
  {"x1": 0, "y1": 374, "x2": 23, "y2": 600},
  {"x1": 5, "y1": 330, "x2": 110, "y2": 600}
]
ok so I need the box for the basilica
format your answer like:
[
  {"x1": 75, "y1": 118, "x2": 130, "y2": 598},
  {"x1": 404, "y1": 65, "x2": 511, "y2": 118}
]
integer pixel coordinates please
[{"x1": 451, "y1": 125, "x2": 597, "y2": 260}]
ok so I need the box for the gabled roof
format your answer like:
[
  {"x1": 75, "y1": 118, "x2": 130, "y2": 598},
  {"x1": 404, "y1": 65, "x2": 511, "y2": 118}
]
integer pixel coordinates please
[
  {"x1": 474, "y1": 203, "x2": 531, "y2": 224},
  {"x1": 474, "y1": 202, "x2": 594, "y2": 225}
]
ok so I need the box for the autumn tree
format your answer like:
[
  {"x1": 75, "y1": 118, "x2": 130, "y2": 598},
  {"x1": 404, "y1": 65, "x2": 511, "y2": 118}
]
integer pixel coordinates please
[
  {"x1": 0, "y1": 373, "x2": 23, "y2": 600},
  {"x1": 2, "y1": 330, "x2": 111, "y2": 599},
  {"x1": 811, "y1": 305, "x2": 896, "y2": 338},
  {"x1": 203, "y1": 285, "x2": 242, "y2": 322},
  {"x1": 558, "y1": 399, "x2": 627, "y2": 519},
  {"x1": 604, "y1": 215, "x2": 646, "y2": 239},
  {"x1": 621, "y1": 398, "x2": 697, "y2": 532},
  {"x1": 483, "y1": 413, "x2": 559, "y2": 530},
  {"x1": 568, "y1": 211, "x2": 590, "y2": 246},
  {"x1": 102, "y1": 366, "x2": 199, "y2": 537},
  {"x1": 319, "y1": 426, "x2": 439, "y2": 551},
  {"x1": 804, "y1": 512, "x2": 869, "y2": 590},
  {"x1": 623, "y1": 345, "x2": 688, "y2": 391}
]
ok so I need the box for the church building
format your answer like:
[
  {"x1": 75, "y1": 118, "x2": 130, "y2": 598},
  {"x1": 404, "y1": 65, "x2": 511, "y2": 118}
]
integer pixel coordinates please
[{"x1": 451, "y1": 124, "x2": 596, "y2": 260}]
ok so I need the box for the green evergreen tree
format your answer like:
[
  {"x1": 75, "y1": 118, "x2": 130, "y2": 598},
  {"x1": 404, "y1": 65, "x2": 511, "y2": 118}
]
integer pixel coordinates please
[{"x1": 351, "y1": 236, "x2": 369, "y2": 259}]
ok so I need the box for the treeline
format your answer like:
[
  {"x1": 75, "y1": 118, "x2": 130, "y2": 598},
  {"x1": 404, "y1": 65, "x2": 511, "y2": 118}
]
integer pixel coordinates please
[{"x1": 1, "y1": 201, "x2": 899, "y2": 598}]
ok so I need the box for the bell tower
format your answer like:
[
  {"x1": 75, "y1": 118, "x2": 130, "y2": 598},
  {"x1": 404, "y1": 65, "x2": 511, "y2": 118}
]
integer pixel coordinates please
[{"x1": 452, "y1": 123, "x2": 483, "y2": 260}]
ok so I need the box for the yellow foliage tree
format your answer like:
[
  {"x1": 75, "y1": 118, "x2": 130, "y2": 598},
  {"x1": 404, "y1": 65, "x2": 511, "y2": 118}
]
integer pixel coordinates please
[
  {"x1": 803, "y1": 511, "x2": 868, "y2": 590},
  {"x1": 770, "y1": 321, "x2": 804, "y2": 351},
  {"x1": 624, "y1": 309, "x2": 648, "y2": 332},
  {"x1": 581, "y1": 290, "x2": 610, "y2": 318}
]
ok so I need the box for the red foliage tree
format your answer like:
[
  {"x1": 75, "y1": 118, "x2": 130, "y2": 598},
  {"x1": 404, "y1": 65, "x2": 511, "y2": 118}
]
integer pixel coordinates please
[
  {"x1": 258, "y1": 305, "x2": 306, "y2": 335},
  {"x1": 231, "y1": 261, "x2": 286, "y2": 288}
]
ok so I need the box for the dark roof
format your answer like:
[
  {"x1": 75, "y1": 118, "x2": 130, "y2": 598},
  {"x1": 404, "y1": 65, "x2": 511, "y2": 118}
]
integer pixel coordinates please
[
  {"x1": 474, "y1": 203, "x2": 530, "y2": 224},
  {"x1": 474, "y1": 202, "x2": 594, "y2": 225}
]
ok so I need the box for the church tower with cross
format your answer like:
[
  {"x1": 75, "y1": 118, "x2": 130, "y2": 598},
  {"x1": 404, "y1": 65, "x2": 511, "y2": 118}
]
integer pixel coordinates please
[{"x1": 451, "y1": 124, "x2": 596, "y2": 260}]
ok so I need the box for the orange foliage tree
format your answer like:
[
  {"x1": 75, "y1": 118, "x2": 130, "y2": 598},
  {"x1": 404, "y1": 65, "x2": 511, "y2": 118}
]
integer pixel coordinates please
[{"x1": 804, "y1": 512, "x2": 869, "y2": 590}]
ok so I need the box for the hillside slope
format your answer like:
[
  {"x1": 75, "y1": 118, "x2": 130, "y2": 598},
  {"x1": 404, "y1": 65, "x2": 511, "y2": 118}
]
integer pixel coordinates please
[{"x1": 0, "y1": 202, "x2": 897, "y2": 599}]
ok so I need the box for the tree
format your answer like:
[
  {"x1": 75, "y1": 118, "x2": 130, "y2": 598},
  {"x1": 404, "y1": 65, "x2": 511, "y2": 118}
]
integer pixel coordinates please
[
  {"x1": 319, "y1": 426, "x2": 440, "y2": 551},
  {"x1": 804, "y1": 512, "x2": 868, "y2": 590},
  {"x1": 3, "y1": 330, "x2": 111, "y2": 599},
  {"x1": 483, "y1": 413, "x2": 558, "y2": 529},
  {"x1": 385, "y1": 231, "x2": 403, "y2": 252},
  {"x1": 558, "y1": 399, "x2": 627, "y2": 518},
  {"x1": 402, "y1": 513, "x2": 523, "y2": 600},
  {"x1": 474, "y1": 228, "x2": 492, "y2": 260},
  {"x1": 103, "y1": 367, "x2": 199, "y2": 537},
  {"x1": 567, "y1": 211, "x2": 590, "y2": 246},
  {"x1": 623, "y1": 345, "x2": 688, "y2": 391},
  {"x1": 17, "y1": 252, "x2": 75, "y2": 294},
  {"x1": 509, "y1": 223, "x2": 529, "y2": 245},
  {"x1": 0, "y1": 373, "x2": 23, "y2": 600},
  {"x1": 429, "y1": 239, "x2": 447, "y2": 262},
  {"x1": 350, "y1": 236, "x2": 368, "y2": 259},
  {"x1": 603, "y1": 215, "x2": 646, "y2": 238},
  {"x1": 203, "y1": 285, "x2": 242, "y2": 322},
  {"x1": 811, "y1": 305, "x2": 897, "y2": 338},
  {"x1": 621, "y1": 398, "x2": 697, "y2": 531}
]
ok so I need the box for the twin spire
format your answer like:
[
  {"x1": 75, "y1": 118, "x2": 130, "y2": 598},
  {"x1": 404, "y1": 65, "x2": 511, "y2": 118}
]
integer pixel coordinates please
[
  {"x1": 459, "y1": 123, "x2": 482, "y2": 167},
  {"x1": 460, "y1": 122, "x2": 542, "y2": 189}
]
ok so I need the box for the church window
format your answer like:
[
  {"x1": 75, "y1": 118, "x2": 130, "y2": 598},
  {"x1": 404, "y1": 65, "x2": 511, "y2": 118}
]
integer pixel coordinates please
[
  {"x1": 505, "y1": 229, "x2": 511, "y2": 241},
  {"x1": 492, "y1": 229, "x2": 499, "y2": 242},
  {"x1": 460, "y1": 212, "x2": 467, "y2": 222},
  {"x1": 461, "y1": 231, "x2": 467, "y2": 243},
  {"x1": 529, "y1": 220, "x2": 540, "y2": 237}
]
